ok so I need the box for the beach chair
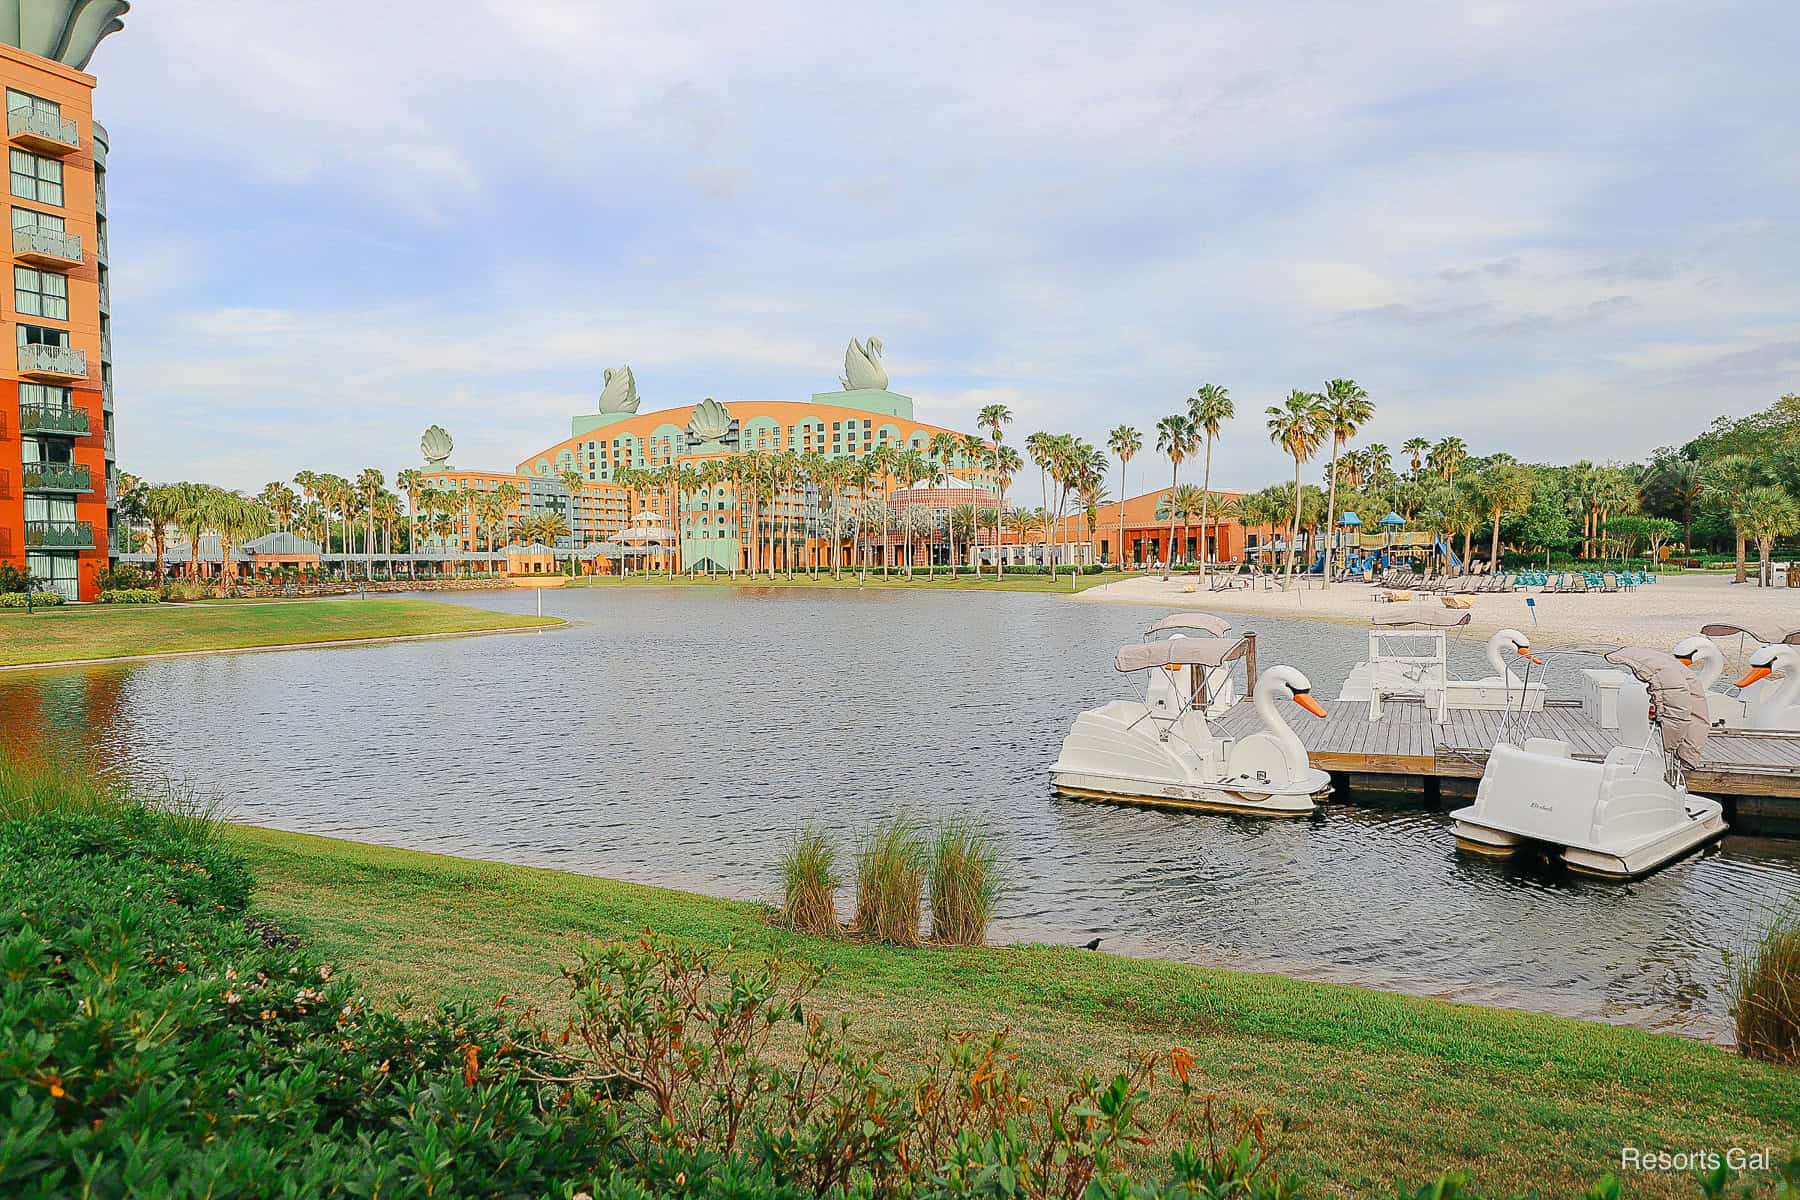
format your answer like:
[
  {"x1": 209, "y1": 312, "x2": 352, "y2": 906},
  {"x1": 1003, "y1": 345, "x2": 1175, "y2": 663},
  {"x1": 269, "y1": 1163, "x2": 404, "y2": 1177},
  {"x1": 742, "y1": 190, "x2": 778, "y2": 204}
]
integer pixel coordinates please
[
  {"x1": 1541, "y1": 573, "x2": 1563, "y2": 593},
  {"x1": 1601, "y1": 572, "x2": 1621, "y2": 593},
  {"x1": 1565, "y1": 574, "x2": 1589, "y2": 593}
]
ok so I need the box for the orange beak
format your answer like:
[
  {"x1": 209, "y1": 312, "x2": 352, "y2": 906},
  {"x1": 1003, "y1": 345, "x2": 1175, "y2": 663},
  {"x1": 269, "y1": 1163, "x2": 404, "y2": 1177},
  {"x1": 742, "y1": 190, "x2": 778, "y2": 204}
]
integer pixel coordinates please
[
  {"x1": 1516, "y1": 646, "x2": 1543, "y2": 665},
  {"x1": 1674, "y1": 654, "x2": 1693, "y2": 666},
  {"x1": 1735, "y1": 665, "x2": 1773, "y2": 689},
  {"x1": 1293, "y1": 693, "x2": 1328, "y2": 719}
]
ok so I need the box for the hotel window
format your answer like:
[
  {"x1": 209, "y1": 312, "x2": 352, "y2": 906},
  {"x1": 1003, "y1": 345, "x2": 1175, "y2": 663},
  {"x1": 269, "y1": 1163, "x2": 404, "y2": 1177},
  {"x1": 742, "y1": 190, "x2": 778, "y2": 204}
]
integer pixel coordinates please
[
  {"x1": 12, "y1": 206, "x2": 62, "y2": 233},
  {"x1": 17, "y1": 322, "x2": 67, "y2": 348},
  {"x1": 16, "y1": 267, "x2": 67, "y2": 319},
  {"x1": 6, "y1": 89, "x2": 61, "y2": 122},
  {"x1": 10, "y1": 149, "x2": 63, "y2": 206}
]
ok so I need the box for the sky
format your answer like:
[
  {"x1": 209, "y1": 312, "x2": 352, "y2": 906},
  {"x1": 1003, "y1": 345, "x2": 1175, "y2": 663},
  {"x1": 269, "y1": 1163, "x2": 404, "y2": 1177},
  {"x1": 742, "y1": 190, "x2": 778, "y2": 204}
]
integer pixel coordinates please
[{"x1": 94, "y1": 0, "x2": 1800, "y2": 506}]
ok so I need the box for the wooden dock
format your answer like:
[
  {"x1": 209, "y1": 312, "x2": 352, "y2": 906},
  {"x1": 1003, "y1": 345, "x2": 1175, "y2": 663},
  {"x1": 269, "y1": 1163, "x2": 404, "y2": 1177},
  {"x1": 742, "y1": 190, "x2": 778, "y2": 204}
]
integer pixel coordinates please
[{"x1": 1209, "y1": 697, "x2": 1800, "y2": 835}]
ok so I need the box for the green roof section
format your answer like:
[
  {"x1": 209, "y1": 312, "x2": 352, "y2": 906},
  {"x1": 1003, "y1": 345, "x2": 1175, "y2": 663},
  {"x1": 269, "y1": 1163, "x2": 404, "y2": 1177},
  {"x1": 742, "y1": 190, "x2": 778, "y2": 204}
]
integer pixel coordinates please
[{"x1": 0, "y1": 1, "x2": 129, "y2": 71}]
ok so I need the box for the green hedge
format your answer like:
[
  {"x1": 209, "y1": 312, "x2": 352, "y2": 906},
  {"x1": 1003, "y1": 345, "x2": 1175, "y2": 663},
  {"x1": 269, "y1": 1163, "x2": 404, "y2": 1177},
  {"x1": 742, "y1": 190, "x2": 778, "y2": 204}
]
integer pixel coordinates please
[
  {"x1": 96, "y1": 588, "x2": 160, "y2": 604},
  {"x1": 0, "y1": 591, "x2": 62, "y2": 608}
]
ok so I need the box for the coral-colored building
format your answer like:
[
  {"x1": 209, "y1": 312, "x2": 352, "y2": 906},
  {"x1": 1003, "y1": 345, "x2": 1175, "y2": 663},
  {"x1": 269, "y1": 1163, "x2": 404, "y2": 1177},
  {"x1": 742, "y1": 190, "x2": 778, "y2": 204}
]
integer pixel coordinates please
[
  {"x1": 417, "y1": 356, "x2": 999, "y2": 573},
  {"x1": 0, "y1": 7, "x2": 125, "y2": 601},
  {"x1": 1016, "y1": 487, "x2": 1280, "y2": 567}
]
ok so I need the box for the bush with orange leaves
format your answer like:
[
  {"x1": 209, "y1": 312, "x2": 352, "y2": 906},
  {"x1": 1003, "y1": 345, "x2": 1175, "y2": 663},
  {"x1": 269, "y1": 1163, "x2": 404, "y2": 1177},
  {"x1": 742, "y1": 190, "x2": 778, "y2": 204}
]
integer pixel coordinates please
[{"x1": 513, "y1": 933, "x2": 1304, "y2": 1199}]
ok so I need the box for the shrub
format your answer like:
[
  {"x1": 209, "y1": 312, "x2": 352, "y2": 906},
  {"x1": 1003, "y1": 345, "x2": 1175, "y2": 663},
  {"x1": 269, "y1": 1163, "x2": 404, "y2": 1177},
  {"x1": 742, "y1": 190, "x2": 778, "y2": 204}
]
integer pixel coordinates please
[
  {"x1": 97, "y1": 588, "x2": 160, "y2": 604},
  {"x1": 0, "y1": 563, "x2": 37, "y2": 594},
  {"x1": 928, "y1": 819, "x2": 1000, "y2": 945},
  {"x1": 854, "y1": 813, "x2": 926, "y2": 946},
  {"x1": 0, "y1": 590, "x2": 62, "y2": 608},
  {"x1": 94, "y1": 565, "x2": 150, "y2": 591},
  {"x1": 779, "y1": 826, "x2": 841, "y2": 937},
  {"x1": 1734, "y1": 904, "x2": 1800, "y2": 1066},
  {"x1": 159, "y1": 580, "x2": 214, "y2": 601}
]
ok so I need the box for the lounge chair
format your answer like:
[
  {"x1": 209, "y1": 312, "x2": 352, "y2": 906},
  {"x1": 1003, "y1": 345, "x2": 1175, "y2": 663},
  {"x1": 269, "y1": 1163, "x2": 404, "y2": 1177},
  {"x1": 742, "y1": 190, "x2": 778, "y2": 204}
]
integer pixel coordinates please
[{"x1": 1601, "y1": 572, "x2": 1621, "y2": 593}]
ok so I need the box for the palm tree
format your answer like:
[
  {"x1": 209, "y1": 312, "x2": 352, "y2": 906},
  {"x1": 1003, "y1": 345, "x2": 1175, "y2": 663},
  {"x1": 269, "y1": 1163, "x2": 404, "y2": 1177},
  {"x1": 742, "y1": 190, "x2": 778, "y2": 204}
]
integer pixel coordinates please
[
  {"x1": 1473, "y1": 463, "x2": 1534, "y2": 570},
  {"x1": 1657, "y1": 459, "x2": 1704, "y2": 551},
  {"x1": 558, "y1": 468, "x2": 585, "y2": 566},
  {"x1": 891, "y1": 447, "x2": 929, "y2": 577},
  {"x1": 1428, "y1": 436, "x2": 1468, "y2": 484},
  {"x1": 1266, "y1": 390, "x2": 1326, "y2": 587},
  {"x1": 961, "y1": 434, "x2": 991, "y2": 575},
  {"x1": 169, "y1": 482, "x2": 214, "y2": 582},
  {"x1": 211, "y1": 492, "x2": 269, "y2": 598},
  {"x1": 1186, "y1": 385, "x2": 1233, "y2": 581},
  {"x1": 948, "y1": 502, "x2": 977, "y2": 576},
  {"x1": 978, "y1": 405, "x2": 1013, "y2": 577},
  {"x1": 1402, "y1": 437, "x2": 1429, "y2": 480},
  {"x1": 258, "y1": 481, "x2": 299, "y2": 531},
  {"x1": 1316, "y1": 379, "x2": 1373, "y2": 584},
  {"x1": 1160, "y1": 484, "x2": 1207, "y2": 567},
  {"x1": 354, "y1": 468, "x2": 385, "y2": 580},
  {"x1": 1106, "y1": 424, "x2": 1141, "y2": 567},
  {"x1": 1703, "y1": 455, "x2": 1758, "y2": 583},
  {"x1": 1737, "y1": 485, "x2": 1799, "y2": 587},
  {"x1": 1154, "y1": 414, "x2": 1195, "y2": 579},
  {"x1": 141, "y1": 483, "x2": 184, "y2": 585}
]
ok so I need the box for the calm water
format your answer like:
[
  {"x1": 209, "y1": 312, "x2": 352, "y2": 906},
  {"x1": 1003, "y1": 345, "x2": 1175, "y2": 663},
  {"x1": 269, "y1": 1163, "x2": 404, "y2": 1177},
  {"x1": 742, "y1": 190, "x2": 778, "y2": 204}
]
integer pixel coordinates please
[{"x1": 4, "y1": 586, "x2": 1796, "y2": 1040}]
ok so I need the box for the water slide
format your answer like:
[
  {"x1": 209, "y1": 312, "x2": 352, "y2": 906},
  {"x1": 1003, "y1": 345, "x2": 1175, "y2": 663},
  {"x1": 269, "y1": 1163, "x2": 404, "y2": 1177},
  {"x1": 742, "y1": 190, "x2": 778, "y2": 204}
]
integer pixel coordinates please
[{"x1": 1435, "y1": 537, "x2": 1462, "y2": 572}]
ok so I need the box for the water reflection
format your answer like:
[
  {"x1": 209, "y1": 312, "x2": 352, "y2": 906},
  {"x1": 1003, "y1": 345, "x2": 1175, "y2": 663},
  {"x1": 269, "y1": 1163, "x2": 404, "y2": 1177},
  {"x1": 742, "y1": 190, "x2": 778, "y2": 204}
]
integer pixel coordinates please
[{"x1": 1, "y1": 586, "x2": 1793, "y2": 1039}]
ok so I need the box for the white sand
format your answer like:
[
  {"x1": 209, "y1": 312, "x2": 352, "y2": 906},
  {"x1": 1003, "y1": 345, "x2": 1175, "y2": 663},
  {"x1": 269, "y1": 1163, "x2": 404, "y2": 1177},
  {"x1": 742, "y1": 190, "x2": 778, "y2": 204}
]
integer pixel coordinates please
[{"x1": 1076, "y1": 572, "x2": 1797, "y2": 669}]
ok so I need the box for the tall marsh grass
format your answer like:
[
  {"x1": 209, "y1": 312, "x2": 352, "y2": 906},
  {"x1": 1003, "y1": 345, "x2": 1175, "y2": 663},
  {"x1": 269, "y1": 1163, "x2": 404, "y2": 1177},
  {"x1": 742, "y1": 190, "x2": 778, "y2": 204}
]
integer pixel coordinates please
[
  {"x1": 0, "y1": 753, "x2": 222, "y2": 836},
  {"x1": 780, "y1": 827, "x2": 841, "y2": 937},
  {"x1": 928, "y1": 820, "x2": 999, "y2": 945},
  {"x1": 1733, "y1": 904, "x2": 1800, "y2": 1066},
  {"x1": 854, "y1": 814, "x2": 927, "y2": 946}
]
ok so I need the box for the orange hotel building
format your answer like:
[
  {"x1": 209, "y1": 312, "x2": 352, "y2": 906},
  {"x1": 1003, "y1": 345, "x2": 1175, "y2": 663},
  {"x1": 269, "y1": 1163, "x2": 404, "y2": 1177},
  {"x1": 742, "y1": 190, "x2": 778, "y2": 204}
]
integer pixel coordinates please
[
  {"x1": 0, "y1": 6, "x2": 125, "y2": 602},
  {"x1": 419, "y1": 371, "x2": 999, "y2": 573}
]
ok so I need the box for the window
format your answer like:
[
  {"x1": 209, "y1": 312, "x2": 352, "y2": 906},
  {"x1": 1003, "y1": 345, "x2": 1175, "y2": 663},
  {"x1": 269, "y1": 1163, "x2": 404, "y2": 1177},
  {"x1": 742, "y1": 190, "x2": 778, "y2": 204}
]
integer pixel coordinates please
[
  {"x1": 20, "y1": 382, "x2": 70, "y2": 409},
  {"x1": 15, "y1": 267, "x2": 67, "y2": 320},
  {"x1": 17, "y1": 323, "x2": 67, "y2": 348},
  {"x1": 12, "y1": 206, "x2": 62, "y2": 233},
  {"x1": 6, "y1": 90, "x2": 60, "y2": 121},
  {"x1": 10, "y1": 150, "x2": 62, "y2": 206}
]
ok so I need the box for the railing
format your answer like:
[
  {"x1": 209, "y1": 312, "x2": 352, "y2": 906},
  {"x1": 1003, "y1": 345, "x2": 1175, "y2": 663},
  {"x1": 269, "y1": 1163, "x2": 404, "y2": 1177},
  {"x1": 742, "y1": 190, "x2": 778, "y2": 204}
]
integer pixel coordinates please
[
  {"x1": 12, "y1": 224, "x2": 82, "y2": 264},
  {"x1": 23, "y1": 461, "x2": 91, "y2": 493},
  {"x1": 94, "y1": 172, "x2": 106, "y2": 212},
  {"x1": 104, "y1": 429, "x2": 115, "y2": 457},
  {"x1": 98, "y1": 272, "x2": 109, "y2": 311},
  {"x1": 17, "y1": 343, "x2": 86, "y2": 379},
  {"x1": 8, "y1": 106, "x2": 78, "y2": 152},
  {"x1": 18, "y1": 402, "x2": 89, "y2": 436},
  {"x1": 24, "y1": 520, "x2": 94, "y2": 550},
  {"x1": 102, "y1": 378, "x2": 113, "y2": 410},
  {"x1": 100, "y1": 327, "x2": 111, "y2": 360},
  {"x1": 107, "y1": 477, "x2": 119, "y2": 506}
]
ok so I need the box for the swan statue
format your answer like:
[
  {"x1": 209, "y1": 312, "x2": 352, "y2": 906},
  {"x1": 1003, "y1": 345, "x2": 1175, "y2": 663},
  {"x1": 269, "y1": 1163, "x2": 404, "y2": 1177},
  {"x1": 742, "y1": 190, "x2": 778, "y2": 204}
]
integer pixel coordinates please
[
  {"x1": 1671, "y1": 636, "x2": 1747, "y2": 729},
  {"x1": 1734, "y1": 644, "x2": 1800, "y2": 731},
  {"x1": 598, "y1": 366, "x2": 640, "y2": 414},
  {"x1": 1051, "y1": 650, "x2": 1330, "y2": 817},
  {"x1": 840, "y1": 336, "x2": 889, "y2": 391}
]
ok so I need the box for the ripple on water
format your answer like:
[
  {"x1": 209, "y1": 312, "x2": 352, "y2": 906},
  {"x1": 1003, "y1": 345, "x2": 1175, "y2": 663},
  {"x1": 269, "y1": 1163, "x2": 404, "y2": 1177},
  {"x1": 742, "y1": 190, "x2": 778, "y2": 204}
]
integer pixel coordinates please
[{"x1": 2, "y1": 586, "x2": 1794, "y2": 1041}]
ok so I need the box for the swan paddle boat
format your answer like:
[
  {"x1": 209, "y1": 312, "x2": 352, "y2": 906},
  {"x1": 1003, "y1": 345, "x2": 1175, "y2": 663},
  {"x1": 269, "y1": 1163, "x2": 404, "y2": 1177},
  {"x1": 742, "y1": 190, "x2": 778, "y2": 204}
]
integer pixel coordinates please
[
  {"x1": 1451, "y1": 647, "x2": 1727, "y2": 879},
  {"x1": 1051, "y1": 630, "x2": 1330, "y2": 817},
  {"x1": 1670, "y1": 635, "x2": 1748, "y2": 729},
  {"x1": 1338, "y1": 607, "x2": 1545, "y2": 718},
  {"x1": 1692, "y1": 621, "x2": 1800, "y2": 730}
]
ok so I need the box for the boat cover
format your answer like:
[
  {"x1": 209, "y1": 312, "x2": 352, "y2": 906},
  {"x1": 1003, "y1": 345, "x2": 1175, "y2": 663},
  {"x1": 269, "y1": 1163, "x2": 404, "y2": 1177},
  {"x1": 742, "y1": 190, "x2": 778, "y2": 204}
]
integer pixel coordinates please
[
  {"x1": 1698, "y1": 621, "x2": 1800, "y2": 645},
  {"x1": 1115, "y1": 637, "x2": 1249, "y2": 672},
  {"x1": 1146, "y1": 612, "x2": 1232, "y2": 637},
  {"x1": 1604, "y1": 647, "x2": 1710, "y2": 769},
  {"x1": 1371, "y1": 606, "x2": 1473, "y2": 628}
]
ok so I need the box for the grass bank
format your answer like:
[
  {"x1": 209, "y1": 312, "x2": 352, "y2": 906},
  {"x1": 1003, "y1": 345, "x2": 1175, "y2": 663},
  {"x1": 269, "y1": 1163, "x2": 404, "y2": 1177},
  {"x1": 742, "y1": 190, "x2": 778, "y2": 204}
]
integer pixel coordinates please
[
  {"x1": 236, "y1": 825, "x2": 1797, "y2": 1198},
  {"x1": 0, "y1": 597, "x2": 560, "y2": 667}
]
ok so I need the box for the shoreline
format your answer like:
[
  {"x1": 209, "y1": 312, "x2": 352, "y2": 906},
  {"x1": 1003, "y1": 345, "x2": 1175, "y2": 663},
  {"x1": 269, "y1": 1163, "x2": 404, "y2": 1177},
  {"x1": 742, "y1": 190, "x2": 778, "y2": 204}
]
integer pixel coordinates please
[
  {"x1": 0, "y1": 619, "x2": 566, "y2": 673},
  {"x1": 231, "y1": 822, "x2": 1795, "y2": 1197}
]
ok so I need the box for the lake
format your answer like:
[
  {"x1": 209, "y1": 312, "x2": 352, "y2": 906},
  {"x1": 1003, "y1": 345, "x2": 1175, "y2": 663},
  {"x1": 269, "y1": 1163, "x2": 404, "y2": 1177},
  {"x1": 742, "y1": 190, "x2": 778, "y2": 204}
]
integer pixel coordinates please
[{"x1": 4, "y1": 585, "x2": 1795, "y2": 1039}]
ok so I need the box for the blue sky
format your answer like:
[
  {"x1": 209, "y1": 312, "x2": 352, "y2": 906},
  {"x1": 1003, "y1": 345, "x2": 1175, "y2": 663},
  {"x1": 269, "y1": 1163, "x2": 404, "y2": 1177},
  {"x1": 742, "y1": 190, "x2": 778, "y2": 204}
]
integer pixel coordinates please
[{"x1": 96, "y1": 0, "x2": 1799, "y2": 505}]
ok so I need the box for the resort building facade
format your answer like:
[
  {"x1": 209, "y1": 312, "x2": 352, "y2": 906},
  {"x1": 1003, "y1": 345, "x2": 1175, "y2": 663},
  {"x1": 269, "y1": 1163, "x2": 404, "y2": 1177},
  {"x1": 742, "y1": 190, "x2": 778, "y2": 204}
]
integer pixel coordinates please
[
  {"x1": 0, "y1": 4, "x2": 124, "y2": 601},
  {"x1": 417, "y1": 346, "x2": 1001, "y2": 573}
]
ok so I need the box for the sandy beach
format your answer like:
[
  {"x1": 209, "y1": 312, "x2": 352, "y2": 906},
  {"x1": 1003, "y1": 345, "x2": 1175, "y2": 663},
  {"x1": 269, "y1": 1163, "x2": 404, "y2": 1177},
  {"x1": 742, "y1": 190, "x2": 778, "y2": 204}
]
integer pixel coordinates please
[{"x1": 1077, "y1": 571, "x2": 1797, "y2": 668}]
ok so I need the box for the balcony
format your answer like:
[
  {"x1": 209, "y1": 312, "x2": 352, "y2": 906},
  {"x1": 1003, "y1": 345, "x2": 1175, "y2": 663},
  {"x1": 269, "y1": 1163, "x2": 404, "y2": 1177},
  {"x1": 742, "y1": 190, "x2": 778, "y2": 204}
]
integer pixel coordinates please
[
  {"x1": 104, "y1": 429, "x2": 114, "y2": 457},
  {"x1": 8, "y1": 106, "x2": 78, "y2": 156},
  {"x1": 106, "y1": 477, "x2": 119, "y2": 506},
  {"x1": 12, "y1": 224, "x2": 82, "y2": 268},
  {"x1": 23, "y1": 461, "x2": 91, "y2": 493},
  {"x1": 17, "y1": 343, "x2": 86, "y2": 381},
  {"x1": 25, "y1": 520, "x2": 93, "y2": 550},
  {"x1": 18, "y1": 402, "x2": 89, "y2": 436}
]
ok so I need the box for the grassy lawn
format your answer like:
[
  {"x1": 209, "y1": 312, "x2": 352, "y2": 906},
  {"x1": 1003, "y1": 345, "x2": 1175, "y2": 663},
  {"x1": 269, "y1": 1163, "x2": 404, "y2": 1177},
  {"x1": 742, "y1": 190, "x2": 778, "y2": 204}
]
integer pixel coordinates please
[
  {"x1": 0, "y1": 597, "x2": 560, "y2": 667},
  {"x1": 237, "y1": 826, "x2": 1797, "y2": 1198},
  {"x1": 568, "y1": 569, "x2": 1140, "y2": 593}
]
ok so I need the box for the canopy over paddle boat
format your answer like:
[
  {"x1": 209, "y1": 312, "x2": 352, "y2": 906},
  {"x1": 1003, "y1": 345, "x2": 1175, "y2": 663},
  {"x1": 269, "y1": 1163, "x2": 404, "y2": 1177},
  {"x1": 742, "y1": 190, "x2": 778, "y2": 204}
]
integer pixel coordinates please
[
  {"x1": 1051, "y1": 630, "x2": 1330, "y2": 817},
  {"x1": 1337, "y1": 608, "x2": 1544, "y2": 718},
  {"x1": 1450, "y1": 647, "x2": 1727, "y2": 879},
  {"x1": 1141, "y1": 612, "x2": 1240, "y2": 718}
]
